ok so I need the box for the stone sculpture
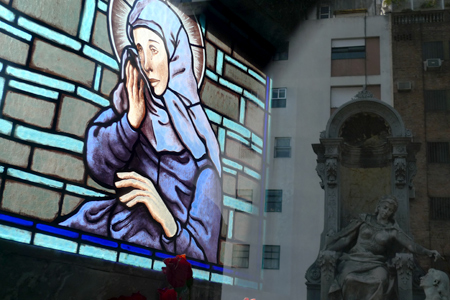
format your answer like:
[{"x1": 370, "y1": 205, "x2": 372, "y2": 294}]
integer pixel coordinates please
[
  {"x1": 323, "y1": 195, "x2": 441, "y2": 300},
  {"x1": 421, "y1": 268, "x2": 450, "y2": 300}
]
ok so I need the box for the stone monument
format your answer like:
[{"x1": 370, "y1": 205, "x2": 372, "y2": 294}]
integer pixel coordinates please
[{"x1": 305, "y1": 91, "x2": 435, "y2": 300}]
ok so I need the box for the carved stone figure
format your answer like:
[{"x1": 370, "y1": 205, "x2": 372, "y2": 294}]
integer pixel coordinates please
[
  {"x1": 421, "y1": 268, "x2": 450, "y2": 300},
  {"x1": 325, "y1": 195, "x2": 441, "y2": 300}
]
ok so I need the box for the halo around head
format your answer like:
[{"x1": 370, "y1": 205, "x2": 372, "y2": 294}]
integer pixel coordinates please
[{"x1": 108, "y1": 0, "x2": 205, "y2": 88}]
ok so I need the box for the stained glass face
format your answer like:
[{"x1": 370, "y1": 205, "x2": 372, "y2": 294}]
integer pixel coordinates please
[{"x1": 0, "y1": 0, "x2": 269, "y2": 277}]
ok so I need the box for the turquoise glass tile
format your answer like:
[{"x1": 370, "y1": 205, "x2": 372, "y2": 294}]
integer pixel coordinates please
[
  {"x1": 204, "y1": 108, "x2": 222, "y2": 124},
  {"x1": 0, "y1": 5, "x2": 14, "y2": 22},
  {"x1": 223, "y1": 195, "x2": 252, "y2": 214},
  {"x1": 0, "y1": 118, "x2": 13, "y2": 135},
  {"x1": 153, "y1": 260, "x2": 165, "y2": 271},
  {"x1": 251, "y1": 133, "x2": 263, "y2": 148},
  {"x1": 251, "y1": 144, "x2": 262, "y2": 154},
  {"x1": 7, "y1": 168, "x2": 64, "y2": 189},
  {"x1": 224, "y1": 55, "x2": 247, "y2": 72},
  {"x1": 192, "y1": 269, "x2": 210, "y2": 281},
  {"x1": 243, "y1": 167, "x2": 261, "y2": 180},
  {"x1": 223, "y1": 118, "x2": 251, "y2": 138},
  {"x1": 33, "y1": 233, "x2": 77, "y2": 253},
  {"x1": 97, "y1": 0, "x2": 108, "y2": 12},
  {"x1": 93, "y1": 65, "x2": 102, "y2": 91},
  {"x1": 0, "y1": 224, "x2": 32, "y2": 244},
  {"x1": 210, "y1": 273, "x2": 233, "y2": 285},
  {"x1": 227, "y1": 131, "x2": 249, "y2": 146},
  {"x1": 66, "y1": 184, "x2": 107, "y2": 197},
  {"x1": 83, "y1": 45, "x2": 119, "y2": 70},
  {"x1": 77, "y1": 87, "x2": 109, "y2": 107},
  {"x1": 205, "y1": 69, "x2": 218, "y2": 82},
  {"x1": 18, "y1": 17, "x2": 81, "y2": 50},
  {"x1": 216, "y1": 50, "x2": 224, "y2": 75},
  {"x1": 218, "y1": 128, "x2": 225, "y2": 153},
  {"x1": 79, "y1": 244, "x2": 117, "y2": 262},
  {"x1": 6, "y1": 66, "x2": 75, "y2": 92},
  {"x1": 248, "y1": 69, "x2": 265, "y2": 84},
  {"x1": 239, "y1": 97, "x2": 245, "y2": 124},
  {"x1": 14, "y1": 125, "x2": 83, "y2": 153},
  {"x1": 223, "y1": 167, "x2": 237, "y2": 175},
  {"x1": 0, "y1": 21, "x2": 32, "y2": 41},
  {"x1": 79, "y1": 0, "x2": 96, "y2": 42},
  {"x1": 227, "y1": 210, "x2": 233, "y2": 239},
  {"x1": 243, "y1": 90, "x2": 264, "y2": 109},
  {"x1": 118, "y1": 253, "x2": 152, "y2": 269},
  {"x1": 222, "y1": 158, "x2": 243, "y2": 170},
  {"x1": 218, "y1": 78, "x2": 243, "y2": 94},
  {"x1": 9, "y1": 80, "x2": 59, "y2": 100}
]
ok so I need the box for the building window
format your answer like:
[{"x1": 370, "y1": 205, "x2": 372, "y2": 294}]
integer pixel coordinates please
[
  {"x1": 237, "y1": 189, "x2": 253, "y2": 202},
  {"x1": 273, "y1": 42, "x2": 289, "y2": 61},
  {"x1": 263, "y1": 245, "x2": 280, "y2": 269},
  {"x1": 232, "y1": 244, "x2": 250, "y2": 268},
  {"x1": 332, "y1": 45, "x2": 366, "y2": 60},
  {"x1": 431, "y1": 197, "x2": 450, "y2": 220},
  {"x1": 425, "y1": 90, "x2": 449, "y2": 111},
  {"x1": 274, "y1": 137, "x2": 291, "y2": 158},
  {"x1": 272, "y1": 88, "x2": 287, "y2": 108},
  {"x1": 422, "y1": 41, "x2": 444, "y2": 60},
  {"x1": 427, "y1": 142, "x2": 450, "y2": 163},
  {"x1": 319, "y1": 5, "x2": 330, "y2": 19},
  {"x1": 265, "y1": 190, "x2": 282, "y2": 212}
]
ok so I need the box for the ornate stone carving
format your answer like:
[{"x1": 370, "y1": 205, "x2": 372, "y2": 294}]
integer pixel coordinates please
[
  {"x1": 316, "y1": 163, "x2": 325, "y2": 189},
  {"x1": 393, "y1": 253, "x2": 414, "y2": 291},
  {"x1": 305, "y1": 260, "x2": 321, "y2": 284},
  {"x1": 352, "y1": 89, "x2": 375, "y2": 100},
  {"x1": 394, "y1": 158, "x2": 407, "y2": 188},
  {"x1": 326, "y1": 159, "x2": 338, "y2": 186},
  {"x1": 319, "y1": 250, "x2": 338, "y2": 300},
  {"x1": 318, "y1": 251, "x2": 338, "y2": 282}
]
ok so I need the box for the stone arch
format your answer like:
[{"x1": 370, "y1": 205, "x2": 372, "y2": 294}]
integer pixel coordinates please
[{"x1": 325, "y1": 98, "x2": 407, "y2": 139}]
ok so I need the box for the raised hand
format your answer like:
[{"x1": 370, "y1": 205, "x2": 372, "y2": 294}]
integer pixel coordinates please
[
  {"x1": 429, "y1": 250, "x2": 443, "y2": 262},
  {"x1": 115, "y1": 171, "x2": 177, "y2": 238},
  {"x1": 125, "y1": 61, "x2": 146, "y2": 129}
]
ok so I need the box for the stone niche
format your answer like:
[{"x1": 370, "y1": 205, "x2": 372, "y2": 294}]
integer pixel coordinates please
[{"x1": 305, "y1": 91, "x2": 422, "y2": 300}]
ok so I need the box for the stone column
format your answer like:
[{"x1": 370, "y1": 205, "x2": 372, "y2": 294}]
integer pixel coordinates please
[
  {"x1": 321, "y1": 138, "x2": 343, "y2": 242},
  {"x1": 318, "y1": 250, "x2": 338, "y2": 300},
  {"x1": 393, "y1": 253, "x2": 414, "y2": 300},
  {"x1": 389, "y1": 137, "x2": 412, "y2": 234}
]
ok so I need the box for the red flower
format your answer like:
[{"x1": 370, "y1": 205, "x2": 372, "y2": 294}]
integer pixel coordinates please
[
  {"x1": 162, "y1": 254, "x2": 193, "y2": 288},
  {"x1": 158, "y1": 288, "x2": 178, "y2": 300}
]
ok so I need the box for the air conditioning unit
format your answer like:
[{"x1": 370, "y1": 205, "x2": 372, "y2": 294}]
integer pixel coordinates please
[
  {"x1": 424, "y1": 58, "x2": 443, "y2": 70},
  {"x1": 397, "y1": 81, "x2": 412, "y2": 91}
]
